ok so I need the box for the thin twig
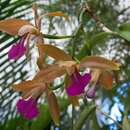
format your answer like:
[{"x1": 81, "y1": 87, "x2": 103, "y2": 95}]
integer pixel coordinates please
[
  {"x1": 82, "y1": 3, "x2": 112, "y2": 33},
  {"x1": 96, "y1": 107, "x2": 122, "y2": 128},
  {"x1": 119, "y1": 6, "x2": 130, "y2": 15}
]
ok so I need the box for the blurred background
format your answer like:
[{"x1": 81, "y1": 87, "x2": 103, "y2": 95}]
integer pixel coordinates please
[{"x1": 0, "y1": 0, "x2": 130, "y2": 130}]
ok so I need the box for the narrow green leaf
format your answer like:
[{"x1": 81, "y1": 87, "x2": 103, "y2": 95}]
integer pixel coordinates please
[
  {"x1": 74, "y1": 104, "x2": 96, "y2": 130},
  {"x1": 89, "y1": 32, "x2": 115, "y2": 49},
  {"x1": 117, "y1": 22, "x2": 130, "y2": 41}
]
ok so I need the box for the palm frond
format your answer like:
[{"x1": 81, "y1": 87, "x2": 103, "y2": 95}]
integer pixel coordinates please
[{"x1": 0, "y1": 0, "x2": 34, "y2": 123}]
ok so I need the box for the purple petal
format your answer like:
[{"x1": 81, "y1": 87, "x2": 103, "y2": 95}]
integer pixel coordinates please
[
  {"x1": 86, "y1": 85, "x2": 96, "y2": 98},
  {"x1": 8, "y1": 36, "x2": 26, "y2": 60},
  {"x1": 66, "y1": 71, "x2": 91, "y2": 96},
  {"x1": 81, "y1": 73, "x2": 91, "y2": 87},
  {"x1": 17, "y1": 97, "x2": 38, "y2": 120},
  {"x1": 66, "y1": 83, "x2": 84, "y2": 96}
]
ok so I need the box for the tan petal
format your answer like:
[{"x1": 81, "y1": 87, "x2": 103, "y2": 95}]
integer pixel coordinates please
[
  {"x1": 91, "y1": 69, "x2": 102, "y2": 82},
  {"x1": 13, "y1": 80, "x2": 43, "y2": 91},
  {"x1": 0, "y1": 19, "x2": 30, "y2": 35},
  {"x1": 37, "y1": 43, "x2": 72, "y2": 61},
  {"x1": 80, "y1": 56, "x2": 120, "y2": 70},
  {"x1": 58, "y1": 61, "x2": 76, "y2": 68},
  {"x1": 99, "y1": 71, "x2": 113, "y2": 90},
  {"x1": 47, "y1": 90, "x2": 60, "y2": 125},
  {"x1": 43, "y1": 11, "x2": 69, "y2": 20},
  {"x1": 18, "y1": 25, "x2": 39, "y2": 36},
  {"x1": 34, "y1": 64, "x2": 66, "y2": 83},
  {"x1": 37, "y1": 57, "x2": 46, "y2": 70},
  {"x1": 58, "y1": 61, "x2": 76, "y2": 75},
  {"x1": 22, "y1": 83, "x2": 46, "y2": 99}
]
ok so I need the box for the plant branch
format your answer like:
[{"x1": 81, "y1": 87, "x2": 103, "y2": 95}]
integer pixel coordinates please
[
  {"x1": 97, "y1": 107, "x2": 122, "y2": 128},
  {"x1": 119, "y1": 6, "x2": 130, "y2": 15},
  {"x1": 82, "y1": 3, "x2": 112, "y2": 33}
]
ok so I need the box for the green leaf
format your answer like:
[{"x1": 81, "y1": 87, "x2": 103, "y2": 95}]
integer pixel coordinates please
[
  {"x1": 89, "y1": 32, "x2": 115, "y2": 49},
  {"x1": 78, "y1": 32, "x2": 116, "y2": 60},
  {"x1": 92, "y1": 112, "x2": 101, "y2": 130},
  {"x1": 117, "y1": 22, "x2": 130, "y2": 41},
  {"x1": 31, "y1": 104, "x2": 51, "y2": 130},
  {"x1": 118, "y1": 22, "x2": 130, "y2": 31},
  {"x1": 74, "y1": 104, "x2": 96, "y2": 130}
]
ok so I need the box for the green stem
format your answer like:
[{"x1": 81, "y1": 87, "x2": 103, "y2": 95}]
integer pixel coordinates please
[
  {"x1": 41, "y1": 33, "x2": 74, "y2": 39},
  {"x1": 71, "y1": 105, "x2": 75, "y2": 130},
  {"x1": 51, "y1": 82, "x2": 64, "y2": 90},
  {"x1": 71, "y1": 24, "x2": 83, "y2": 58},
  {"x1": 74, "y1": 104, "x2": 96, "y2": 130}
]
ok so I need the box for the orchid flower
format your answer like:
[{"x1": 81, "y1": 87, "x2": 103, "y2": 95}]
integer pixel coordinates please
[
  {"x1": 66, "y1": 69, "x2": 91, "y2": 96},
  {"x1": 8, "y1": 35, "x2": 27, "y2": 60},
  {"x1": 13, "y1": 64, "x2": 65, "y2": 120},
  {"x1": 17, "y1": 97, "x2": 38, "y2": 119},
  {"x1": 86, "y1": 68, "x2": 114, "y2": 99},
  {"x1": 0, "y1": 4, "x2": 68, "y2": 60},
  {"x1": 15, "y1": 80, "x2": 47, "y2": 119}
]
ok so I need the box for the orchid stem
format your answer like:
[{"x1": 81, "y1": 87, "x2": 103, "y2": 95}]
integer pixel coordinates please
[
  {"x1": 71, "y1": 105, "x2": 75, "y2": 130},
  {"x1": 41, "y1": 33, "x2": 74, "y2": 39},
  {"x1": 74, "y1": 104, "x2": 96, "y2": 130}
]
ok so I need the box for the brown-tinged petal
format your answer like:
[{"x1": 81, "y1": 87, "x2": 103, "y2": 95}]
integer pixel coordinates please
[
  {"x1": 69, "y1": 96, "x2": 79, "y2": 106},
  {"x1": 80, "y1": 56, "x2": 120, "y2": 70},
  {"x1": 99, "y1": 71, "x2": 113, "y2": 90},
  {"x1": 0, "y1": 19, "x2": 30, "y2": 35},
  {"x1": 37, "y1": 43, "x2": 72, "y2": 61},
  {"x1": 91, "y1": 69, "x2": 102, "y2": 82},
  {"x1": 58, "y1": 61, "x2": 76, "y2": 68},
  {"x1": 34, "y1": 64, "x2": 66, "y2": 83},
  {"x1": 42, "y1": 11, "x2": 69, "y2": 20},
  {"x1": 37, "y1": 57, "x2": 45, "y2": 70},
  {"x1": 58, "y1": 61, "x2": 76, "y2": 75},
  {"x1": 13, "y1": 80, "x2": 43, "y2": 91},
  {"x1": 36, "y1": 42, "x2": 46, "y2": 70},
  {"x1": 32, "y1": 4, "x2": 39, "y2": 28},
  {"x1": 18, "y1": 25, "x2": 39, "y2": 36},
  {"x1": 47, "y1": 90, "x2": 60, "y2": 125},
  {"x1": 22, "y1": 83, "x2": 46, "y2": 99}
]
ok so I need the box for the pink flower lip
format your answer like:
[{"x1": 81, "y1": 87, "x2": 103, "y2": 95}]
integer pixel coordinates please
[
  {"x1": 8, "y1": 36, "x2": 26, "y2": 60},
  {"x1": 16, "y1": 97, "x2": 38, "y2": 120},
  {"x1": 86, "y1": 85, "x2": 96, "y2": 98},
  {"x1": 66, "y1": 70, "x2": 91, "y2": 96}
]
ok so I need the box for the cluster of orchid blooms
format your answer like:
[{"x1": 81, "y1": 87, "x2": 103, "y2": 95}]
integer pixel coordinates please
[{"x1": 0, "y1": 5, "x2": 120, "y2": 125}]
